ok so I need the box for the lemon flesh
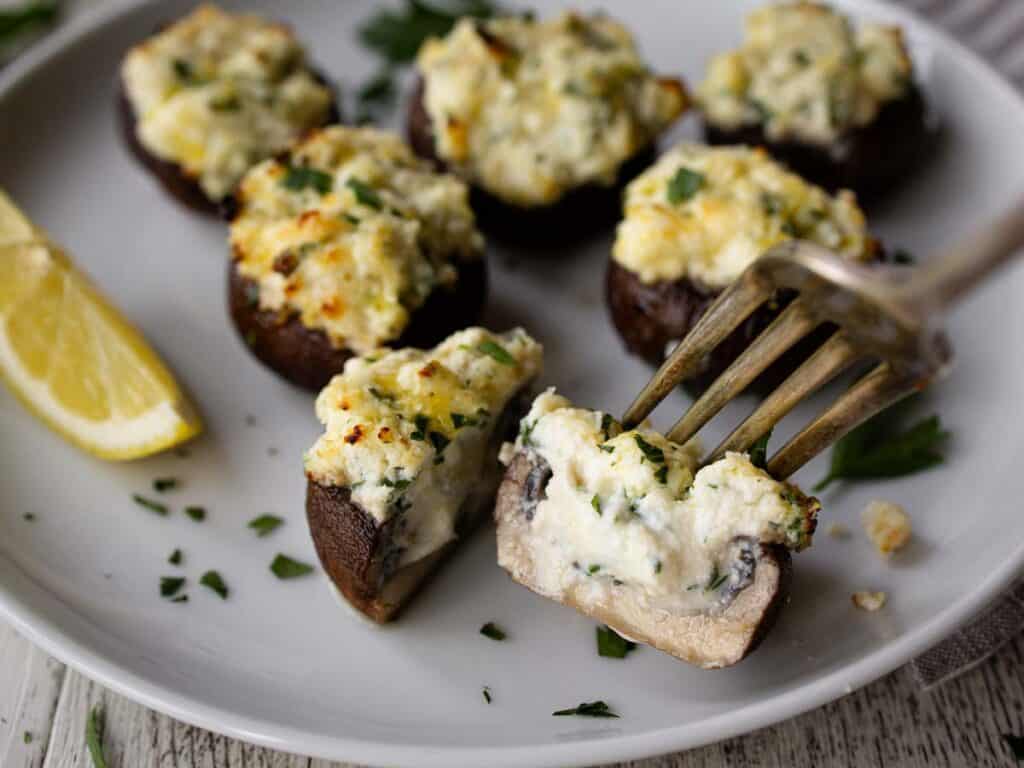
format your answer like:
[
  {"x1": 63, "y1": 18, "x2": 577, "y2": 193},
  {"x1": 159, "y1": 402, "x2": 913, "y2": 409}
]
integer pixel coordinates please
[{"x1": 0, "y1": 190, "x2": 202, "y2": 459}]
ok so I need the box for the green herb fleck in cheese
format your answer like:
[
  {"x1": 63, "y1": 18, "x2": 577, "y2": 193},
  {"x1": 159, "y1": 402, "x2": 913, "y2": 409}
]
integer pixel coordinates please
[
  {"x1": 612, "y1": 143, "x2": 876, "y2": 287},
  {"x1": 697, "y1": 2, "x2": 913, "y2": 145},
  {"x1": 121, "y1": 4, "x2": 334, "y2": 201},
  {"x1": 305, "y1": 328, "x2": 542, "y2": 567},
  {"x1": 504, "y1": 390, "x2": 818, "y2": 614},
  {"x1": 230, "y1": 126, "x2": 483, "y2": 354},
  {"x1": 415, "y1": 12, "x2": 688, "y2": 207}
]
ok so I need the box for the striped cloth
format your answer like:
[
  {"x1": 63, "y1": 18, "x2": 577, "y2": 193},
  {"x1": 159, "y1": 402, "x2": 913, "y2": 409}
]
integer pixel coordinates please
[
  {"x1": 900, "y1": 0, "x2": 1024, "y2": 88},
  {"x1": 895, "y1": 0, "x2": 1024, "y2": 687}
]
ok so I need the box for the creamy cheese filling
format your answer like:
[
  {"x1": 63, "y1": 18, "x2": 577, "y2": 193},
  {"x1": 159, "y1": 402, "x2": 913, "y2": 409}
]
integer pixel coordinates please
[
  {"x1": 697, "y1": 2, "x2": 913, "y2": 145},
  {"x1": 230, "y1": 126, "x2": 483, "y2": 354},
  {"x1": 612, "y1": 143, "x2": 875, "y2": 287},
  {"x1": 415, "y1": 12, "x2": 688, "y2": 207},
  {"x1": 121, "y1": 4, "x2": 334, "y2": 201},
  {"x1": 305, "y1": 328, "x2": 542, "y2": 568},
  {"x1": 506, "y1": 390, "x2": 818, "y2": 615}
]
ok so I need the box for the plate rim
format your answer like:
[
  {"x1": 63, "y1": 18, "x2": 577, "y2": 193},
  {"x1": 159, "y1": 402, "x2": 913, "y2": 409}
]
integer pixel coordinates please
[{"x1": 2, "y1": 1, "x2": 1023, "y2": 765}]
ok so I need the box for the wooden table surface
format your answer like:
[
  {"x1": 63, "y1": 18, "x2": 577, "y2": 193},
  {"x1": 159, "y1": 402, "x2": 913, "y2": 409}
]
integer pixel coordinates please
[{"x1": 5, "y1": 0, "x2": 1024, "y2": 766}]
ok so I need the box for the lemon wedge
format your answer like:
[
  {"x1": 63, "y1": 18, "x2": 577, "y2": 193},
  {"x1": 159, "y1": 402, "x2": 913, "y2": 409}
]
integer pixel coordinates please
[{"x1": 0, "y1": 189, "x2": 202, "y2": 459}]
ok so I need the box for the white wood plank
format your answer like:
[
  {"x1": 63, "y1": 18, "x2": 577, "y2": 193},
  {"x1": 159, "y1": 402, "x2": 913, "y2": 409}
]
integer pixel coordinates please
[{"x1": 0, "y1": 623, "x2": 66, "y2": 768}]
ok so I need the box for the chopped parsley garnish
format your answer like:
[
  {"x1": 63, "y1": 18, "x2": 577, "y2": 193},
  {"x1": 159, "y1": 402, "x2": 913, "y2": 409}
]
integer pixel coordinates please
[
  {"x1": 410, "y1": 414, "x2": 430, "y2": 440},
  {"x1": 633, "y1": 434, "x2": 665, "y2": 464},
  {"x1": 476, "y1": 340, "x2": 515, "y2": 365},
  {"x1": 552, "y1": 700, "x2": 619, "y2": 718},
  {"x1": 160, "y1": 576, "x2": 186, "y2": 598},
  {"x1": 368, "y1": 386, "x2": 396, "y2": 405},
  {"x1": 654, "y1": 465, "x2": 669, "y2": 484},
  {"x1": 86, "y1": 705, "x2": 109, "y2": 768},
  {"x1": 270, "y1": 554, "x2": 315, "y2": 579},
  {"x1": 381, "y1": 476, "x2": 412, "y2": 491},
  {"x1": 793, "y1": 49, "x2": 811, "y2": 67},
  {"x1": 590, "y1": 495, "x2": 602, "y2": 515},
  {"x1": 814, "y1": 395, "x2": 949, "y2": 491},
  {"x1": 171, "y1": 58, "x2": 198, "y2": 84},
  {"x1": 518, "y1": 420, "x2": 536, "y2": 447},
  {"x1": 1003, "y1": 734, "x2": 1024, "y2": 760},
  {"x1": 428, "y1": 431, "x2": 450, "y2": 456},
  {"x1": 199, "y1": 570, "x2": 228, "y2": 600},
  {"x1": 209, "y1": 94, "x2": 241, "y2": 112},
  {"x1": 23, "y1": 731, "x2": 31, "y2": 744},
  {"x1": 596, "y1": 625, "x2": 637, "y2": 659},
  {"x1": 599, "y1": 444, "x2": 615, "y2": 453},
  {"x1": 22, "y1": 512, "x2": 34, "y2": 521},
  {"x1": 749, "y1": 428, "x2": 772, "y2": 470},
  {"x1": 346, "y1": 177, "x2": 382, "y2": 209},
  {"x1": 358, "y1": 0, "x2": 497, "y2": 64},
  {"x1": 706, "y1": 565, "x2": 728, "y2": 592},
  {"x1": 152, "y1": 477, "x2": 178, "y2": 492},
  {"x1": 281, "y1": 164, "x2": 333, "y2": 195},
  {"x1": 600, "y1": 413, "x2": 614, "y2": 440},
  {"x1": 451, "y1": 412, "x2": 480, "y2": 429},
  {"x1": 185, "y1": 506, "x2": 206, "y2": 522},
  {"x1": 132, "y1": 494, "x2": 168, "y2": 516},
  {"x1": 482, "y1": 686, "x2": 492, "y2": 704},
  {"x1": 170, "y1": 595, "x2": 188, "y2": 604},
  {"x1": 168, "y1": 549, "x2": 183, "y2": 566},
  {"x1": 0, "y1": 2, "x2": 58, "y2": 49},
  {"x1": 666, "y1": 167, "x2": 704, "y2": 204},
  {"x1": 480, "y1": 621, "x2": 506, "y2": 641},
  {"x1": 588, "y1": 564, "x2": 601, "y2": 574},
  {"x1": 654, "y1": 559, "x2": 662, "y2": 574},
  {"x1": 248, "y1": 514, "x2": 284, "y2": 537}
]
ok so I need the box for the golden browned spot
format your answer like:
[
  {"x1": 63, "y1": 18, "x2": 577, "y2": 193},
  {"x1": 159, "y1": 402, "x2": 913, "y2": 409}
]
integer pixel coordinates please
[
  {"x1": 272, "y1": 250, "x2": 299, "y2": 276},
  {"x1": 321, "y1": 296, "x2": 344, "y2": 319},
  {"x1": 377, "y1": 427, "x2": 393, "y2": 442},
  {"x1": 338, "y1": 399, "x2": 350, "y2": 410},
  {"x1": 299, "y1": 210, "x2": 321, "y2": 226},
  {"x1": 418, "y1": 361, "x2": 439, "y2": 378},
  {"x1": 284, "y1": 278, "x2": 302, "y2": 296},
  {"x1": 658, "y1": 77, "x2": 691, "y2": 113},
  {"x1": 344, "y1": 425, "x2": 364, "y2": 444}
]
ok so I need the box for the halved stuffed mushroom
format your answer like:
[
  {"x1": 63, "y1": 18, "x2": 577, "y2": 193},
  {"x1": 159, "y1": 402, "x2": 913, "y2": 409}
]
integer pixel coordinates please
[
  {"x1": 305, "y1": 327, "x2": 543, "y2": 623},
  {"x1": 495, "y1": 390, "x2": 819, "y2": 668},
  {"x1": 119, "y1": 4, "x2": 338, "y2": 213},
  {"x1": 227, "y1": 126, "x2": 487, "y2": 390},
  {"x1": 606, "y1": 143, "x2": 880, "y2": 392},
  {"x1": 409, "y1": 12, "x2": 688, "y2": 245},
  {"x1": 697, "y1": 2, "x2": 929, "y2": 198}
]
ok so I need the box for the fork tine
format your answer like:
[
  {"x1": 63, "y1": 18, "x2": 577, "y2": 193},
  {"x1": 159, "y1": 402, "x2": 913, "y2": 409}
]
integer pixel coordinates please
[
  {"x1": 700, "y1": 330, "x2": 860, "y2": 460},
  {"x1": 665, "y1": 300, "x2": 818, "y2": 445},
  {"x1": 621, "y1": 274, "x2": 769, "y2": 427},
  {"x1": 766, "y1": 362, "x2": 918, "y2": 480}
]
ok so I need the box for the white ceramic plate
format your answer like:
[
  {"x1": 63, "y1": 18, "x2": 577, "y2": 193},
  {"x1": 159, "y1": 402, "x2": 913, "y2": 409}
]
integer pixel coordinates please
[{"x1": 2, "y1": 1, "x2": 1024, "y2": 765}]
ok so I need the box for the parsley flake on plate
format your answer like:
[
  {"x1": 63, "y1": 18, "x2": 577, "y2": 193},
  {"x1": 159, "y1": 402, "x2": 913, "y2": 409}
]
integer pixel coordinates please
[
  {"x1": 248, "y1": 514, "x2": 284, "y2": 537},
  {"x1": 480, "y1": 621, "x2": 506, "y2": 641},
  {"x1": 596, "y1": 625, "x2": 637, "y2": 659},
  {"x1": 552, "y1": 700, "x2": 619, "y2": 718},
  {"x1": 199, "y1": 570, "x2": 229, "y2": 600},
  {"x1": 270, "y1": 554, "x2": 315, "y2": 579}
]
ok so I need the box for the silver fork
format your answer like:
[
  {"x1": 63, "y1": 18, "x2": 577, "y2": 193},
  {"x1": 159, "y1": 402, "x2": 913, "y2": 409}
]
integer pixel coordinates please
[{"x1": 620, "y1": 200, "x2": 1024, "y2": 479}]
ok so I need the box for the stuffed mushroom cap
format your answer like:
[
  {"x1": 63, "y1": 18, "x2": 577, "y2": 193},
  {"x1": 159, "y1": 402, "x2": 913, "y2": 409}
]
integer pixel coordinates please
[
  {"x1": 696, "y1": 2, "x2": 915, "y2": 149},
  {"x1": 229, "y1": 125, "x2": 485, "y2": 366},
  {"x1": 413, "y1": 11, "x2": 688, "y2": 209},
  {"x1": 495, "y1": 389, "x2": 819, "y2": 668},
  {"x1": 120, "y1": 4, "x2": 336, "y2": 206}
]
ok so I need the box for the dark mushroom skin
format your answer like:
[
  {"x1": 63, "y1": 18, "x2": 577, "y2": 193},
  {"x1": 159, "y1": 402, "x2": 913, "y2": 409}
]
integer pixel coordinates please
[
  {"x1": 606, "y1": 258, "x2": 839, "y2": 394},
  {"x1": 227, "y1": 256, "x2": 487, "y2": 392},
  {"x1": 307, "y1": 386, "x2": 533, "y2": 623},
  {"x1": 407, "y1": 76, "x2": 658, "y2": 248},
  {"x1": 494, "y1": 451, "x2": 792, "y2": 668},
  {"x1": 702, "y1": 85, "x2": 931, "y2": 202}
]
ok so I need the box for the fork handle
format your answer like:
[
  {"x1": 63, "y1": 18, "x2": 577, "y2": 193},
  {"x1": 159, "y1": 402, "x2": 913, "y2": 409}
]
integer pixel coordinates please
[{"x1": 906, "y1": 196, "x2": 1024, "y2": 313}]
